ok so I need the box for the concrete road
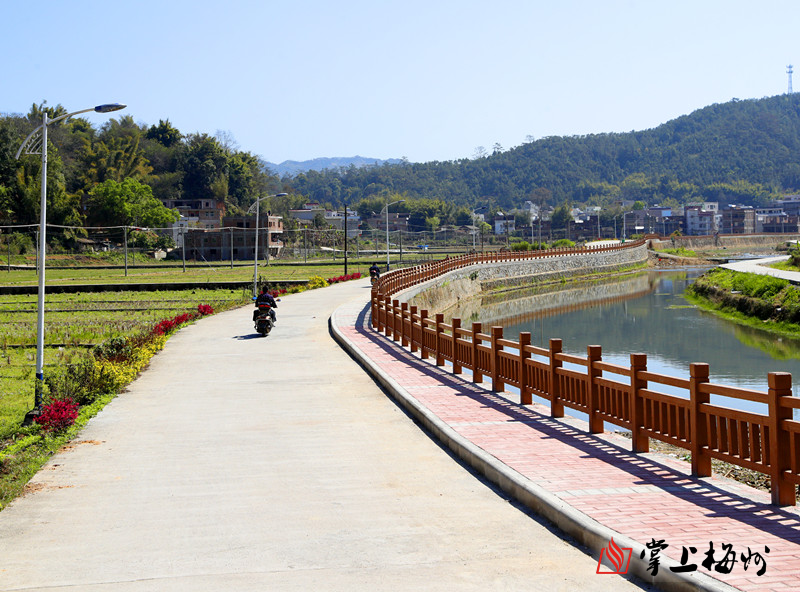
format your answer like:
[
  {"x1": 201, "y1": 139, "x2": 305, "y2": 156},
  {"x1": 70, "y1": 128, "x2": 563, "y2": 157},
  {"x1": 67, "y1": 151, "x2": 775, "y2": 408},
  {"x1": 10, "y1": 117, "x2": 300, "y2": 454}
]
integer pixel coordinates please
[{"x1": 0, "y1": 279, "x2": 649, "y2": 591}]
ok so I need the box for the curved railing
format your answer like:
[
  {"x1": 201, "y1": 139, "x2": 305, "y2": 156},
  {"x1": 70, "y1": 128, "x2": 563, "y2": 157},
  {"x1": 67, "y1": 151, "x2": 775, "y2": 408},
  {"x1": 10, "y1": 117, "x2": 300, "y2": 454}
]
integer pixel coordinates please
[{"x1": 369, "y1": 240, "x2": 800, "y2": 506}]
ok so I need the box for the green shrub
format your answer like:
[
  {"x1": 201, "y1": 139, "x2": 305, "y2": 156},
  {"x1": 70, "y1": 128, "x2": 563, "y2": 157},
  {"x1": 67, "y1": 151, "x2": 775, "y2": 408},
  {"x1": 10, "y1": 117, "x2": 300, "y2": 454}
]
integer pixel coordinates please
[{"x1": 511, "y1": 241, "x2": 531, "y2": 252}]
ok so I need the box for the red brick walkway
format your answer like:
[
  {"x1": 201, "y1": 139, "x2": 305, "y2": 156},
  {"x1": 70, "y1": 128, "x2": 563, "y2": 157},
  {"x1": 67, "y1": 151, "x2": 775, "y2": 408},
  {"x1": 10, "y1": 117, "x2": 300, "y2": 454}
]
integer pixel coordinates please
[{"x1": 333, "y1": 297, "x2": 800, "y2": 592}]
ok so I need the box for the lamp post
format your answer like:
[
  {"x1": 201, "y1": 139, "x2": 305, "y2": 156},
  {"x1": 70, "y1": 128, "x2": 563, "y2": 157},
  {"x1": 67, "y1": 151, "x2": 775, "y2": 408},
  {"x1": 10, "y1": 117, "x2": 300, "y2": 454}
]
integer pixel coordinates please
[
  {"x1": 597, "y1": 207, "x2": 601, "y2": 240},
  {"x1": 382, "y1": 199, "x2": 405, "y2": 270},
  {"x1": 248, "y1": 193, "x2": 287, "y2": 297},
  {"x1": 16, "y1": 103, "x2": 126, "y2": 419},
  {"x1": 623, "y1": 211, "x2": 629, "y2": 240}
]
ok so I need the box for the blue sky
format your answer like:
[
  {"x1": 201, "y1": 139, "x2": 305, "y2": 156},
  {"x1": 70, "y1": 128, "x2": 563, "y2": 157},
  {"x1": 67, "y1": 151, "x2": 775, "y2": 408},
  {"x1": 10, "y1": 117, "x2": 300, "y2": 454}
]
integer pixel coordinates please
[{"x1": 3, "y1": 1, "x2": 799, "y2": 165}]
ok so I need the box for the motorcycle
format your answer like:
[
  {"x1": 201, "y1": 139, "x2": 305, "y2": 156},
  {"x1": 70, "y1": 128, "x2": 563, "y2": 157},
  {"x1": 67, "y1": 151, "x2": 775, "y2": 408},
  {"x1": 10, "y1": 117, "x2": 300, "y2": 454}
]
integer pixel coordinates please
[
  {"x1": 369, "y1": 268, "x2": 380, "y2": 285},
  {"x1": 253, "y1": 297, "x2": 280, "y2": 337},
  {"x1": 254, "y1": 303, "x2": 274, "y2": 336}
]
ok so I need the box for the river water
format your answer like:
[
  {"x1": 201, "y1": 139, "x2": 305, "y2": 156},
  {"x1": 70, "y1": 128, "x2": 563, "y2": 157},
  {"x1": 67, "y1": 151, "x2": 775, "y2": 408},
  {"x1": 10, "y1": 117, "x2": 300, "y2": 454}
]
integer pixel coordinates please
[{"x1": 443, "y1": 269, "x2": 800, "y2": 416}]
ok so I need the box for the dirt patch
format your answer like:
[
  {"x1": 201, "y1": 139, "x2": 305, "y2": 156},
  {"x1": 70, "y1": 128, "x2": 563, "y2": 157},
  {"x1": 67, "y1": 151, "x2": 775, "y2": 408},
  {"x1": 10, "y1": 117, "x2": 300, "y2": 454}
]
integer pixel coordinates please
[
  {"x1": 58, "y1": 440, "x2": 105, "y2": 453},
  {"x1": 23, "y1": 482, "x2": 74, "y2": 495}
]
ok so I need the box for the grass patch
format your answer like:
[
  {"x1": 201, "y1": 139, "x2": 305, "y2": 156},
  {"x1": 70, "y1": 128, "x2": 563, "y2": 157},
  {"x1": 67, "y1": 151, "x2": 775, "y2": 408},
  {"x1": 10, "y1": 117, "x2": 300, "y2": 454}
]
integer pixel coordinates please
[
  {"x1": 686, "y1": 268, "x2": 800, "y2": 340},
  {"x1": 771, "y1": 258, "x2": 799, "y2": 272},
  {"x1": 684, "y1": 290, "x2": 800, "y2": 339},
  {"x1": 655, "y1": 246, "x2": 699, "y2": 257}
]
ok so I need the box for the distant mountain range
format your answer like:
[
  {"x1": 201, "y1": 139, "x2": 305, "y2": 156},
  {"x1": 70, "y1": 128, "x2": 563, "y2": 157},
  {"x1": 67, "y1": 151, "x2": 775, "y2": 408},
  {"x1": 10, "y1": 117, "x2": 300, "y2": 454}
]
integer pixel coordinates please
[{"x1": 266, "y1": 156, "x2": 404, "y2": 176}]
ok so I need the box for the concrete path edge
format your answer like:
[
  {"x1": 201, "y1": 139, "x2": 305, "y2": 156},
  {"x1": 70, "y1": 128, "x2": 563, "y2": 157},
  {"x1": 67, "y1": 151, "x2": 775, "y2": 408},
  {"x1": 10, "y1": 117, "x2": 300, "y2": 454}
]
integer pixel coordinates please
[{"x1": 329, "y1": 303, "x2": 740, "y2": 592}]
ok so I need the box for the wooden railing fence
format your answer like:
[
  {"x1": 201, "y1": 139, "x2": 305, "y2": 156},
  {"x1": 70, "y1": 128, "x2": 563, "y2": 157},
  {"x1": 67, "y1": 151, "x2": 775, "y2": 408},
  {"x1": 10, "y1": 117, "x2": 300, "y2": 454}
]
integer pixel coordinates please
[{"x1": 370, "y1": 242, "x2": 800, "y2": 506}]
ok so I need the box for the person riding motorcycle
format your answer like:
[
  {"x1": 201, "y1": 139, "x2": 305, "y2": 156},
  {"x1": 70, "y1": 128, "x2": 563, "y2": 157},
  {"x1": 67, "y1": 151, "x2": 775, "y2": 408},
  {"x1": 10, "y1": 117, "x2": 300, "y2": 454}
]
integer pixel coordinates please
[
  {"x1": 369, "y1": 263, "x2": 381, "y2": 282},
  {"x1": 253, "y1": 286, "x2": 277, "y2": 325}
]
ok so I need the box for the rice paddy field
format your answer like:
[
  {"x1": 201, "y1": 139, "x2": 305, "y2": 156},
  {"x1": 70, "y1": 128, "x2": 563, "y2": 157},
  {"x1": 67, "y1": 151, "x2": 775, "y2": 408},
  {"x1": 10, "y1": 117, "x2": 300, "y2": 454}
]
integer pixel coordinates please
[{"x1": 0, "y1": 259, "x2": 381, "y2": 287}]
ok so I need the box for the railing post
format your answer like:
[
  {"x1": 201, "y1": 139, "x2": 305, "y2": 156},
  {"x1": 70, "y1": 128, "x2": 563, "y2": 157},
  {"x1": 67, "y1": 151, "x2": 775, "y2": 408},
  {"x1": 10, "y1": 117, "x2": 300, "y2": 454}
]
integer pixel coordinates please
[
  {"x1": 767, "y1": 372, "x2": 796, "y2": 506},
  {"x1": 420, "y1": 310, "x2": 429, "y2": 360},
  {"x1": 690, "y1": 362, "x2": 712, "y2": 477},
  {"x1": 630, "y1": 353, "x2": 649, "y2": 453},
  {"x1": 400, "y1": 302, "x2": 409, "y2": 347},
  {"x1": 435, "y1": 313, "x2": 445, "y2": 366},
  {"x1": 587, "y1": 345, "x2": 603, "y2": 434},
  {"x1": 550, "y1": 338, "x2": 564, "y2": 418},
  {"x1": 391, "y1": 299, "x2": 400, "y2": 342},
  {"x1": 471, "y1": 322, "x2": 482, "y2": 384},
  {"x1": 371, "y1": 291, "x2": 378, "y2": 329},
  {"x1": 410, "y1": 306, "x2": 419, "y2": 353},
  {"x1": 374, "y1": 295, "x2": 383, "y2": 332},
  {"x1": 452, "y1": 318, "x2": 462, "y2": 374},
  {"x1": 383, "y1": 297, "x2": 392, "y2": 337},
  {"x1": 491, "y1": 326, "x2": 504, "y2": 392},
  {"x1": 519, "y1": 332, "x2": 532, "y2": 405}
]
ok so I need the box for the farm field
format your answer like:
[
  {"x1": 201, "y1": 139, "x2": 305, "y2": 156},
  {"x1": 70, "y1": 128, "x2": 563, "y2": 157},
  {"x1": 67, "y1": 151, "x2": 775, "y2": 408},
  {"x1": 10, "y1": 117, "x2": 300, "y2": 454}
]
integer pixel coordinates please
[{"x1": 0, "y1": 259, "x2": 379, "y2": 287}]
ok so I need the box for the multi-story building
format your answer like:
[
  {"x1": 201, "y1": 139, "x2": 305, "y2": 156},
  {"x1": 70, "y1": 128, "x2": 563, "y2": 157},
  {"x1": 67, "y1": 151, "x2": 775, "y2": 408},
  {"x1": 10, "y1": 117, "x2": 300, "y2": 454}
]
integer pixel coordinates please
[
  {"x1": 364, "y1": 212, "x2": 410, "y2": 233},
  {"x1": 179, "y1": 214, "x2": 284, "y2": 261},
  {"x1": 685, "y1": 206, "x2": 718, "y2": 236},
  {"x1": 773, "y1": 195, "x2": 800, "y2": 216},
  {"x1": 161, "y1": 198, "x2": 224, "y2": 229},
  {"x1": 494, "y1": 213, "x2": 515, "y2": 235},
  {"x1": 721, "y1": 206, "x2": 755, "y2": 234},
  {"x1": 288, "y1": 203, "x2": 325, "y2": 226}
]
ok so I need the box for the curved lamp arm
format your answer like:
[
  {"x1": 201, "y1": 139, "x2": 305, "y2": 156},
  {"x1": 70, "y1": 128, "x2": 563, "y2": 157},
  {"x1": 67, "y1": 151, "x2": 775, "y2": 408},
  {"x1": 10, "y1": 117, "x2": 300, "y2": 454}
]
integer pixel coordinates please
[{"x1": 16, "y1": 103, "x2": 126, "y2": 159}]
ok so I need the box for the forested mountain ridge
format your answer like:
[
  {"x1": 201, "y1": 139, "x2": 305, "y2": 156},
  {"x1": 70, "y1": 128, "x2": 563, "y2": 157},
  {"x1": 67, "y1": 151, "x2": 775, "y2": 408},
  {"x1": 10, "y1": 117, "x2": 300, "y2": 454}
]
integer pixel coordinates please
[{"x1": 289, "y1": 94, "x2": 800, "y2": 209}]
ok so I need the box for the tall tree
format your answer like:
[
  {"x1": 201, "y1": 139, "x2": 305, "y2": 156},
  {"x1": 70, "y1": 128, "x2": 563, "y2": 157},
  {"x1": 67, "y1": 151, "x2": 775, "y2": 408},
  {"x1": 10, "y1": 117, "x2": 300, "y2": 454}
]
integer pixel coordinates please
[
  {"x1": 146, "y1": 119, "x2": 182, "y2": 147},
  {"x1": 86, "y1": 178, "x2": 178, "y2": 228},
  {"x1": 182, "y1": 134, "x2": 229, "y2": 201}
]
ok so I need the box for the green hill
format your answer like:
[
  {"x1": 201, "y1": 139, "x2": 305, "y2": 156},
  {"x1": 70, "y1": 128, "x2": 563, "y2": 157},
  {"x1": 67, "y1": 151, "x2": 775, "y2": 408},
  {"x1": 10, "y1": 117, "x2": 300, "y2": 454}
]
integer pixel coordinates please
[{"x1": 290, "y1": 94, "x2": 800, "y2": 208}]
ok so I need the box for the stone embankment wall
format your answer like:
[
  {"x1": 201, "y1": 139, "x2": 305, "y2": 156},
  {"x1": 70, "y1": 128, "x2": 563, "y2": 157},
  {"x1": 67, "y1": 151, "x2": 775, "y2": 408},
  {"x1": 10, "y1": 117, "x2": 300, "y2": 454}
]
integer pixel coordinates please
[
  {"x1": 652, "y1": 233, "x2": 800, "y2": 250},
  {"x1": 442, "y1": 272, "x2": 654, "y2": 326},
  {"x1": 402, "y1": 242, "x2": 648, "y2": 313}
]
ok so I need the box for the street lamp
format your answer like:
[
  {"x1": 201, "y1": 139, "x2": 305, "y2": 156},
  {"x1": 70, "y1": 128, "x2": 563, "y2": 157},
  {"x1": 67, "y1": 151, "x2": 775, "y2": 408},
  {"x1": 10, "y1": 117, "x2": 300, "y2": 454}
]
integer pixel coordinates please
[
  {"x1": 16, "y1": 103, "x2": 126, "y2": 419},
  {"x1": 623, "y1": 211, "x2": 629, "y2": 240},
  {"x1": 248, "y1": 192, "x2": 288, "y2": 297},
  {"x1": 381, "y1": 199, "x2": 405, "y2": 270}
]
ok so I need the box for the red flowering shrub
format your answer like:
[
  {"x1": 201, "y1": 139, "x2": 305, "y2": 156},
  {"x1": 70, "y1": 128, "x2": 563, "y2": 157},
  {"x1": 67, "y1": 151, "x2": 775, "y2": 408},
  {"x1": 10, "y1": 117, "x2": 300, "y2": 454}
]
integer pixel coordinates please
[
  {"x1": 197, "y1": 304, "x2": 214, "y2": 316},
  {"x1": 326, "y1": 272, "x2": 362, "y2": 284},
  {"x1": 152, "y1": 312, "x2": 196, "y2": 336},
  {"x1": 35, "y1": 398, "x2": 79, "y2": 434}
]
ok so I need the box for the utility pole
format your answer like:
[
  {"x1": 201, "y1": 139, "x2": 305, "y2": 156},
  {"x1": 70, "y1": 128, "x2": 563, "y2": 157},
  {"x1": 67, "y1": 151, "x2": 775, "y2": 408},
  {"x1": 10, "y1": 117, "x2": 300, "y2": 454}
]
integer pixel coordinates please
[{"x1": 344, "y1": 206, "x2": 348, "y2": 275}]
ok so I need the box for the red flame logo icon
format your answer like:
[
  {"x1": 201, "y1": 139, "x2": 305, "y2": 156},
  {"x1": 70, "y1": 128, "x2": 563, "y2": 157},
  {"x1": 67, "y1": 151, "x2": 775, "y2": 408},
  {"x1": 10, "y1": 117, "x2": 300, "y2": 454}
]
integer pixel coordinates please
[{"x1": 597, "y1": 538, "x2": 632, "y2": 575}]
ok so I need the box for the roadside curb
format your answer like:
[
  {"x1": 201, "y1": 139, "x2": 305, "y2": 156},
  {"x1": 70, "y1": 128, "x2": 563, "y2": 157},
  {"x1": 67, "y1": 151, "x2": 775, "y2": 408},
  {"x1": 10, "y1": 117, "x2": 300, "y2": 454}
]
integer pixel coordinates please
[{"x1": 329, "y1": 300, "x2": 740, "y2": 592}]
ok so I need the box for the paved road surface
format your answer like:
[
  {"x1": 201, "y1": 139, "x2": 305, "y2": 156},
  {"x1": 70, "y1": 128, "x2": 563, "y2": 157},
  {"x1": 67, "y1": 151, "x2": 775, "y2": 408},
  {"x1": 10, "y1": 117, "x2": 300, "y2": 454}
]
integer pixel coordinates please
[
  {"x1": 0, "y1": 279, "x2": 648, "y2": 591},
  {"x1": 720, "y1": 255, "x2": 797, "y2": 281}
]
